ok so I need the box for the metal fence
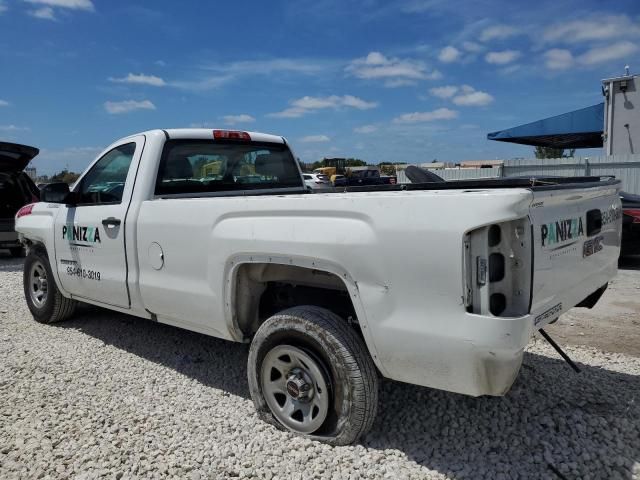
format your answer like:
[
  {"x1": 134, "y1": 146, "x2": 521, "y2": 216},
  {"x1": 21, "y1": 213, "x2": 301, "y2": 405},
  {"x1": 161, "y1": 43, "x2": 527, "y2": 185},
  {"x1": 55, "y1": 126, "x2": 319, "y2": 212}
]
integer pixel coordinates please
[
  {"x1": 503, "y1": 154, "x2": 640, "y2": 193},
  {"x1": 396, "y1": 154, "x2": 640, "y2": 193}
]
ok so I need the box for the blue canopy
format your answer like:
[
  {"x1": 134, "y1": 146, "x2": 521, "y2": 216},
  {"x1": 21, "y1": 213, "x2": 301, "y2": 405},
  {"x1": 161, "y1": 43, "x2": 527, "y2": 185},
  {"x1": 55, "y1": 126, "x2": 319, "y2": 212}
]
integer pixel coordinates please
[{"x1": 487, "y1": 103, "x2": 604, "y2": 149}]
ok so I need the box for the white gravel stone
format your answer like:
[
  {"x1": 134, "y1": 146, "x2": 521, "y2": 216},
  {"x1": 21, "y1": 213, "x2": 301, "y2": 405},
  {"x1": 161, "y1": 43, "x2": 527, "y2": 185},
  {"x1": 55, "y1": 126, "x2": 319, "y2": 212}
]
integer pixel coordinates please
[{"x1": 1, "y1": 255, "x2": 639, "y2": 479}]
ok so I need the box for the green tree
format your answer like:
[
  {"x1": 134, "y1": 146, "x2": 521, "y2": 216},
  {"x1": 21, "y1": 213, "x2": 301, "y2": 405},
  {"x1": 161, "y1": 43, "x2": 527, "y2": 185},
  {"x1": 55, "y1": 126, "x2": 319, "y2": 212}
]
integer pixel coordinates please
[
  {"x1": 533, "y1": 147, "x2": 576, "y2": 159},
  {"x1": 50, "y1": 169, "x2": 81, "y2": 184},
  {"x1": 379, "y1": 164, "x2": 397, "y2": 176},
  {"x1": 344, "y1": 158, "x2": 367, "y2": 167}
]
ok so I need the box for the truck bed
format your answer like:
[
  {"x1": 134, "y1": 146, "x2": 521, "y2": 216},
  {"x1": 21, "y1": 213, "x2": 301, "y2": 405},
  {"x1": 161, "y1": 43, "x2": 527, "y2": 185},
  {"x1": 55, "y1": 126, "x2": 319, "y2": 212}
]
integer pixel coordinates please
[{"x1": 336, "y1": 176, "x2": 619, "y2": 193}]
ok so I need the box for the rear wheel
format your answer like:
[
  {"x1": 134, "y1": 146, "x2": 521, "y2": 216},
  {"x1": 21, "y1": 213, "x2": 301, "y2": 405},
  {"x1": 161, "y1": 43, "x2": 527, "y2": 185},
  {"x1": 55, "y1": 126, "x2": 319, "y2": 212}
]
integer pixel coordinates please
[
  {"x1": 248, "y1": 306, "x2": 378, "y2": 445},
  {"x1": 23, "y1": 248, "x2": 77, "y2": 324}
]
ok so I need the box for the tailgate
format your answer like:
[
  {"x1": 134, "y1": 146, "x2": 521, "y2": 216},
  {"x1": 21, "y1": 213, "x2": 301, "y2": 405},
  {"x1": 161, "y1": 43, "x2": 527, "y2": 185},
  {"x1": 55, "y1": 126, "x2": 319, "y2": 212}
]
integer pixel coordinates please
[{"x1": 529, "y1": 180, "x2": 622, "y2": 326}]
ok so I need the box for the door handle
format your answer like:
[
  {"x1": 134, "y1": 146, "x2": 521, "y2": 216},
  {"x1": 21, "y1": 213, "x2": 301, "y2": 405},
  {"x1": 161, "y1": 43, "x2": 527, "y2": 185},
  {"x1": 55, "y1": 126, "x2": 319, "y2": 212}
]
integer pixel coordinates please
[{"x1": 102, "y1": 217, "x2": 121, "y2": 228}]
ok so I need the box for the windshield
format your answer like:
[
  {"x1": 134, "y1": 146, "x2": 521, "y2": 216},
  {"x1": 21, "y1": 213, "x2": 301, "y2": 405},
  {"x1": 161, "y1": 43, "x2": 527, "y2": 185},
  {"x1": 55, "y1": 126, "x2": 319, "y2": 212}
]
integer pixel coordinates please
[{"x1": 155, "y1": 140, "x2": 302, "y2": 196}]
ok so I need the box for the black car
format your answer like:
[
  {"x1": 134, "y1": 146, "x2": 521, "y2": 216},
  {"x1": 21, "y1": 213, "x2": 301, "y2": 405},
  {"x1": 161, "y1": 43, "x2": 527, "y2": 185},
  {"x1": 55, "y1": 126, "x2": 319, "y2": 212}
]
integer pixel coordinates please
[
  {"x1": 0, "y1": 142, "x2": 40, "y2": 257},
  {"x1": 621, "y1": 191, "x2": 640, "y2": 257}
]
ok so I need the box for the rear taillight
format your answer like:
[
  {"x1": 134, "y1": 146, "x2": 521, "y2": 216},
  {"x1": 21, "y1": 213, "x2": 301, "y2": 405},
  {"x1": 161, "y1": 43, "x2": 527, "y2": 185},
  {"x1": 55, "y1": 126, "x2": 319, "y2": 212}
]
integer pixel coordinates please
[
  {"x1": 625, "y1": 209, "x2": 640, "y2": 224},
  {"x1": 464, "y1": 218, "x2": 532, "y2": 317},
  {"x1": 213, "y1": 130, "x2": 251, "y2": 140},
  {"x1": 16, "y1": 203, "x2": 35, "y2": 219}
]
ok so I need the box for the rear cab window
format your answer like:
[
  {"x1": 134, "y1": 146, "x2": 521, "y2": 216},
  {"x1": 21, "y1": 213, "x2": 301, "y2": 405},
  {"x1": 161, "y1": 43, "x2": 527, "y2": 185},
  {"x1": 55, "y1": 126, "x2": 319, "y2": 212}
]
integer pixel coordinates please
[{"x1": 155, "y1": 140, "x2": 303, "y2": 197}]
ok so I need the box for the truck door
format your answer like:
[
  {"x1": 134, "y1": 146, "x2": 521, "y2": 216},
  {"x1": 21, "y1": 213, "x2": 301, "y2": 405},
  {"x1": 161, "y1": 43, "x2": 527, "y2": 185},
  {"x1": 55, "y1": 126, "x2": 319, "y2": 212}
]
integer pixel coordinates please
[{"x1": 53, "y1": 136, "x2": 145, "y2": 308}]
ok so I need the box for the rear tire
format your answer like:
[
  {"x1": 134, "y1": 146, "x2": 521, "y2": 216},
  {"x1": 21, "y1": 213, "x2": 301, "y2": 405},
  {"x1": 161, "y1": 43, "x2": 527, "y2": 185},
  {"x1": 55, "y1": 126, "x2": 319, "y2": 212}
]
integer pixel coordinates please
[
  {"x1": 9, "y1": 247, "x2": 25, "y2": 258},
  {"x1": 23, "y1": 247, "x2": 77, "y2": 324},
  {"x1": 248, "y1": 306, "x2": 378, "y2": 445}
]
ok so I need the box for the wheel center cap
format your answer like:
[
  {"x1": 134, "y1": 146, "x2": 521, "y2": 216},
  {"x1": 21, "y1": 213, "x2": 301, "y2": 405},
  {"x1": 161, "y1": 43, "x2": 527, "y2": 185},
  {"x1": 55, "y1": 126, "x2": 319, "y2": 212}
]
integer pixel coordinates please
[
  {"x1": 286, "y1": 380, "x2": 300, "y2": 398},
  {"x1": 286, "y1": 371, "x2": 312, "y2": 401}
]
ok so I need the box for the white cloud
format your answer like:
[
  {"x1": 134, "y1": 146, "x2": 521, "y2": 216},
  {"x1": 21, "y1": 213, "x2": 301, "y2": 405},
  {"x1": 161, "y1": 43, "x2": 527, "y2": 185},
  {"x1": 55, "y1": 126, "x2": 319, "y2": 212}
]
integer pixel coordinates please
[
  {"x1": 480, "y1": 25, "x2": 518, "y2": 42},
  {"x1": 340, "y1": 95, "x2": 378, "y2": 109},
  {"x1": 462, "y1": 41, "x2": 483, "y2": 53},
  {"x1": 543, "y1": 42, "x2": 638, "y2": 70},
  {"x1": 269, "y1": 95, "x2": 377, "y2": 118},
  {"x1": 169, "y1": 75, "x2": 231, "y2": 92},
  {"x1": 354, "y1": 125, "x2": 378, "y2": 134},
  {"x1": 23, "y1": 0, "x2": 94, "y2": 10},
  {"x1": 293, "y1": 96, "x2": 342, "y2": 109},
  {"x1": 222, "y1": 114, "x2": 255, "y2": 125},
  {"x1": 384, "y1": 79, "x2": 417, "y2": 87},
  {"x1": 29, "y1": 6, "x2": 55, "y2": 19},
  {"x1": 578, "y1": 41, "x2": 638, "y2": 66},
  {"x1": 544, "y1": 49, "x2": 574, "y2": 70},
  {"x1": 109, "y1": 73, "x2": 166, "y2": 87},
  {"x1": 438, "y1": 46, "x2": 461, "y2": 63},
  {"x1": 268, "y1": 107, "x2": 307, "y2": 119},
  {"x1": 300, "y1": 135, "x2": 330, "y2": 143},
  {"x1": 429, "y1": 85, "x2": 458, "y2": 99},
  {"x1": 401, "y1": 0, "x2": 442, "y2": 13},
  {"x1": 430, "y1": 85, "x2": 493, "y2": 106},
  {"x1": 485, "y1": 50, "x2": 520, "y2": 65},
  {"x1": 0, "y1": 125, "x2": 30, "y2": 132},
  {"x1": 0, "y1": 99, "x2": 9, "y2": 107},
  {"x1": 451, "y1": 85, "x2": 494, "y2": 106},
  {"x1": 392, "y1": 108, "x2": 458, "y2": 124},
  {"x1": 0, "y1": 1, "x2": 8, "y2": 14},
  {"x1": 204, "y1": 58, "x2": 328, "y2": 76},
  {"x1": 500, "y1": 64, "x2": 521, "y2": 75},
  {"x1": 543, "y1": 15, "x2": 640, "y2": 44},
  {"x1": 153, "y1": 58, "x2": 331, "y2": 92},
  {"x1": 346, "y1": 51, "x2": 440, "y2": 86},
  {"x1": 104, "y1": 100, "x2": 156, "y2": 114}
]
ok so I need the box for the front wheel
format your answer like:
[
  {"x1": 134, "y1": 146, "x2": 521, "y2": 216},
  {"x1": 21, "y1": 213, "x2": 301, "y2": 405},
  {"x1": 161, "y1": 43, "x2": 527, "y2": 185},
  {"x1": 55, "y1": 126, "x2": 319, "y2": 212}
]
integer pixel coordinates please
[
  {"x1": 23, "y1": 247, "x2": 77, "y2": 324},
  {"x1": 248, "y1": 306, "x2": 378, "y2": 445}
]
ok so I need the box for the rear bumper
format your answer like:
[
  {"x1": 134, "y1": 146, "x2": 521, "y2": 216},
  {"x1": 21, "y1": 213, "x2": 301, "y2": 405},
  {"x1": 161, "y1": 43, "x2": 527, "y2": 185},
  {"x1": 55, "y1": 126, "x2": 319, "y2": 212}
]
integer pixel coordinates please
[
  {"x1": 0, "y1": 231, "x2": 19, "y2": 248},
  {"x1": 375, "y1": 266, "x2": 615, "y2": 397},
  {"x1": 376, "y1": 310, "x2": 534, "y2": 397}
]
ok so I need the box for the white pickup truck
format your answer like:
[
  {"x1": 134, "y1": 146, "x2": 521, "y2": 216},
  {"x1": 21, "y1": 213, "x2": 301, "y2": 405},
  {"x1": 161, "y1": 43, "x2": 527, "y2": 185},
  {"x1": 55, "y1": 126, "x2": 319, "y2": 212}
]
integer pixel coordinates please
[{"x1": 15, "y1": 129, "x2": 622, "y2": 444}]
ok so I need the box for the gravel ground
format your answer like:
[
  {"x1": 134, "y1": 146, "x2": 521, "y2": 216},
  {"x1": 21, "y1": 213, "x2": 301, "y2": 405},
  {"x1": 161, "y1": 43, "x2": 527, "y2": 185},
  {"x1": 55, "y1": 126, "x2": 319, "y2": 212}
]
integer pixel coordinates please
[
  {"x1": 1, "y1": 252, "x2": 639, "y2": 479},
  {"x1": 546, "y1": 256, "x2": 640, "y2": 357}
]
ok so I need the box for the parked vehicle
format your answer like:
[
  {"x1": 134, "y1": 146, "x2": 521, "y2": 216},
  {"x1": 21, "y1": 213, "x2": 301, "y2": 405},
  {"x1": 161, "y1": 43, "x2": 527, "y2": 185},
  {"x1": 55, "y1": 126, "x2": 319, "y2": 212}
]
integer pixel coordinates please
[
  {"x1": 15, "y1": 129, "x2": 623, "y2": 445},
  {"x1": 331, "y1": 174, "x2": 346, "y2": 186},
  {"x1": 621, "y1": 191, "x2": 640, "y2": 257},
  {"x1": 303, "y1": 173, "x2": 331, "y2": 190},
  {"x1": 0, "y1": 142, "x2": 40, "y2": 256},
  {"x1": 314, "y1": 165, "x2": 396, "y2": 187}
]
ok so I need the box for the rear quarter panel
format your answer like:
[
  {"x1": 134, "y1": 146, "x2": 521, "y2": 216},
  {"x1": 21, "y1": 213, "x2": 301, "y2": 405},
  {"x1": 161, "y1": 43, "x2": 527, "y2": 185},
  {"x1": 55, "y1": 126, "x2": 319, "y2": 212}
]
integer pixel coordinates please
[{"x1": 134, "y1": 188, "x2": 534, "y2": 389}]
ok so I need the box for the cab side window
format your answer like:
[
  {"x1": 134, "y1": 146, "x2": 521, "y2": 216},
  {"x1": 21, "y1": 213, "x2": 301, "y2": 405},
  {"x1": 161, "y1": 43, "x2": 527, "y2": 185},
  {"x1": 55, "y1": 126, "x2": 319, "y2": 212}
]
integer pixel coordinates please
[{"x1": 76, "y1": 143, "x2": 136, "y2": 205}]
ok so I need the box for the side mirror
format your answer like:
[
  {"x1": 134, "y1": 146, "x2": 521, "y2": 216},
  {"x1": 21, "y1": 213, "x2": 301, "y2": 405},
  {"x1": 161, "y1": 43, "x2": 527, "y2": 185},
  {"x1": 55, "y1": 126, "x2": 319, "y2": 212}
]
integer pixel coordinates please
[{"x1": 40, "y1": 182, "x2": 71, "y2": 203}]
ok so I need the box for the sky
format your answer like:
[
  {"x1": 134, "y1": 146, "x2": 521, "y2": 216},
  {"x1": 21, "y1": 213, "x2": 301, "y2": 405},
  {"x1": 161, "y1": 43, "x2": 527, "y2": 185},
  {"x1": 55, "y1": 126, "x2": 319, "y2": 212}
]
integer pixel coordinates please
[{"x1": 0, "y1": 0, "x2": 639, "y2": 175}]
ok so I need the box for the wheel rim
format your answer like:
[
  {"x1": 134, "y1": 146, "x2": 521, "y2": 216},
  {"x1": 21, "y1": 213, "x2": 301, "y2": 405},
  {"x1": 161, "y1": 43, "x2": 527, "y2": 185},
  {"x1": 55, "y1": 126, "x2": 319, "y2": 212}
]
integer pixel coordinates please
[
  {"x1": 261, "y1": 345, "x2": 330, "y2": 434},
  {"x1": 29, "y1": 261, "x2": 48, "y2": 308}
]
